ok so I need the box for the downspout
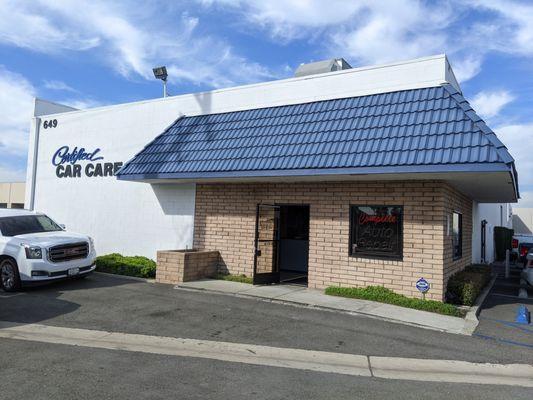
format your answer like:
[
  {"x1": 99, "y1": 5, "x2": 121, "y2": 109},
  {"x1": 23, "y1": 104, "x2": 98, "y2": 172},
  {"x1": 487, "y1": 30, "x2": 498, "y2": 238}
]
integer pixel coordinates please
[{"x1": 28, "y1": 117, "x2": 41, "y2": 210}]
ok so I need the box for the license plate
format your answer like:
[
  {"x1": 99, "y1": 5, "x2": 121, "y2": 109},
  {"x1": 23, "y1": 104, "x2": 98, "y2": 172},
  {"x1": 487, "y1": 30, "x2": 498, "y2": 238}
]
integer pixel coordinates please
[{"x1": 68, "y1": 267, "x2": 80, "y2": 276}]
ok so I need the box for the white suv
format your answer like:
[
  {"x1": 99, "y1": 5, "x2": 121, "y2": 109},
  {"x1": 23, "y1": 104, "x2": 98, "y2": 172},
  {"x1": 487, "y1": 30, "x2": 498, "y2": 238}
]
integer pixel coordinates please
[{"x1": 0, "y1": 209, "x2": 96, "y2": 291}]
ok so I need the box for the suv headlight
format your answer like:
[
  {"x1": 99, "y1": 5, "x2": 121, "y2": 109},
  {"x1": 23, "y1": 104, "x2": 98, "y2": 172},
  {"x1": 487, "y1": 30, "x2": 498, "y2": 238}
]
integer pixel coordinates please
[
  {"x1": 24, "y1": 245, "x2": 43, "y2": 259},
  {"x1": 88, "y1": 237, "x2": 95, "y2": 252}
]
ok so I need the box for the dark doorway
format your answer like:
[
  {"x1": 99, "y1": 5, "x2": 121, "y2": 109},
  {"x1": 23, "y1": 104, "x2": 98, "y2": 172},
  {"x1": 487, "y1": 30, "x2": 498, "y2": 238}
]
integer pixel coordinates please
[
  {"x1": 278, "y1": 205, "x2": 310, "y2": 285},
  {"x1": 253, "y1": 204, "x2": 310, "y2": 286}
]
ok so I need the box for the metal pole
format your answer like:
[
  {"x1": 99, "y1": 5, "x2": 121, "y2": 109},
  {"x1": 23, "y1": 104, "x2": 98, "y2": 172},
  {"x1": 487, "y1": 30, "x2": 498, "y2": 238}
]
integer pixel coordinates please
[
  {"x1": 29, "y1": 117, "x2": 41, "y2": 211},
  {"x1": 505, "y1": 249, "x2": 510, "y2": 279},
  {"x1": 163, "y1": 80, "x2": 167, "y2": 98}
]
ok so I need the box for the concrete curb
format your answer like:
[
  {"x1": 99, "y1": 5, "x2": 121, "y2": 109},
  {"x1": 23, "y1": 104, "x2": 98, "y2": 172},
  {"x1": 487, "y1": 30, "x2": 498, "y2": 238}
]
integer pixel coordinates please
[
  {"x1": 175, "y1": 283, "x2": 468, "y2": 335},
  {"x1": 461, "y1": 274, "x2": 497, "y2": 335},
  {"x1": 2, "y1": 321, "x2": 532, "y2": 387},
  {"x1": 94, "y1": 271, "x2": 156, "y2": 284}
]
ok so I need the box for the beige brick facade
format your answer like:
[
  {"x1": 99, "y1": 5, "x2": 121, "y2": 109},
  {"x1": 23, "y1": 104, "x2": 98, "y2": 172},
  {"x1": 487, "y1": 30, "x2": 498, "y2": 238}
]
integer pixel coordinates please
[{"x1": 193, "y1": 181, "x2": 472, "y2": 300}]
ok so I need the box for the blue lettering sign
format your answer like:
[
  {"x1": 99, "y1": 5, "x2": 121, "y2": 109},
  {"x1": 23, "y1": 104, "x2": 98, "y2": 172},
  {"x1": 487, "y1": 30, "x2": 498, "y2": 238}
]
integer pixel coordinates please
[{"x1": 52, "y1": 146, "x2": 104, "y2": 166}]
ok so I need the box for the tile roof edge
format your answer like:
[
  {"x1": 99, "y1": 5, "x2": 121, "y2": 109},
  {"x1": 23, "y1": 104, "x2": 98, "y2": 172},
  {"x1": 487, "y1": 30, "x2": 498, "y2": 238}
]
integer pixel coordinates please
[
  {"x1": 442, "y1": 84, "x2": 515, "y2": 164},
  {"x1": 441, "y1": 83, "x2": 519, "y2": 198},
  {"x1": 116, "y1": 114, "x2": 186, "y2": 176}
]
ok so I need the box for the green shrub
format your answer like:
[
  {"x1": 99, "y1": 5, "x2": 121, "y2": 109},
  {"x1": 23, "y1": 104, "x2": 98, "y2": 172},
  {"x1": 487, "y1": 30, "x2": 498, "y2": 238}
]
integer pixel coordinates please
[
  {"x1": 215, "y1": 273, "x2": 252, "y2": 284},
  {"x1": 96, "y1": 253, "x2": 156, "y2": 278},
  {"x1": 325, "y1": 285, "x2": 463, "y2": 317},
  {"x1": 446, "y1": 264, "x2": 492, "y2": 306}
]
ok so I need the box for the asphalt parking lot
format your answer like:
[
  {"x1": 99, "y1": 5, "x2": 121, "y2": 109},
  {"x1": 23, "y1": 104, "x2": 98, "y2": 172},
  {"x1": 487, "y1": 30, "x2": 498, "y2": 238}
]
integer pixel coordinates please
[
  {"x1": 475, "y1": 264, "x2": 533, "y2": 349},
  {"x1": 1, "y1": 272, "x2": 533, "y2": 400},
  {"x1": 0, "y1": 272, "x2": 531, "y2": 364}
]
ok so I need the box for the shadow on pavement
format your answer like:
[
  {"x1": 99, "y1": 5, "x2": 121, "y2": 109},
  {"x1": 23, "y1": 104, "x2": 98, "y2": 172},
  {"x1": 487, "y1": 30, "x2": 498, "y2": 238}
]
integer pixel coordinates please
[{"x1": 0, "y1": 273, "x2": 137, "y2": 325}]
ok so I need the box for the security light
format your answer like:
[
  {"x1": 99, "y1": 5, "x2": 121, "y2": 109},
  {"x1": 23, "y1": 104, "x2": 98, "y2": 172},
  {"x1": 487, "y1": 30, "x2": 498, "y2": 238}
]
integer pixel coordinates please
[
  {"x1": 152, "y1": 66, "x2": 168, "y2": 81},
  {"x1": 152, "y1": 66, "x2": 168, "y2": 97}
]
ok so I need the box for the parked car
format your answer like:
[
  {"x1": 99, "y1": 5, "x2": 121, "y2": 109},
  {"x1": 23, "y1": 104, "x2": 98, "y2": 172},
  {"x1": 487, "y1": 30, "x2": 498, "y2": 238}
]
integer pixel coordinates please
[
  {"x1": 525, "y1": 249, "x2": 533, "y2": 286},
  {"x1": 0, "y1": 209, "x2": 96, "y2": 291},
  {"x1": 512, "y1": 233, "x2": 533, "y2": 267}
]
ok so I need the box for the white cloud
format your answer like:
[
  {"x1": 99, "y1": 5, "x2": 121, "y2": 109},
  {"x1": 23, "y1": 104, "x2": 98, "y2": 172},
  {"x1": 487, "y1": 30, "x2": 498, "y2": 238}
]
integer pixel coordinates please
[
  {"x1": 0, "y1": 0, "x2": 277, "y2": 89},
  {"x1": 205, "y1": 0, "x2": 453, "y2": 64},
  {"x1": 468, "y1": 0, "x2": 533, "y2": 57},
  {"x1": 201, "y1": 0, "x2": 365, "y2": 40},
  {"x1": 471, "y1": 90, "x2": 514, "y2": 119},
  {"x1": 0, "y1": 66, "x2": 35, "y2": 157},
  {"x1": 200, "y1": 0, "x2": 533, "y2": 86},
  {"x1": 43, "y1": 80, "x2": 77, "y2": 93},
  {"x1": 0, "y1": 0, "x2": 99, "y2": 52},
  {"x1": 452, "y1": 55, "x2": 483, "y2": 82}
]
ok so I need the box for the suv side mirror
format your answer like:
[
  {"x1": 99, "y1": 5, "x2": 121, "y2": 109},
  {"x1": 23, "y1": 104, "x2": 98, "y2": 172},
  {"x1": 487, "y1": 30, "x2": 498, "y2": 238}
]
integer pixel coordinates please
[{"x1": 59, "y1": 224, "x2": 66, "y2": 230}]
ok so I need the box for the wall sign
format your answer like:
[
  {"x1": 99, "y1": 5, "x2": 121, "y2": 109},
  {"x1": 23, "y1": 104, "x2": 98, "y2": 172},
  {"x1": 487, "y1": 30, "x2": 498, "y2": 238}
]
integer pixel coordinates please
[
  {"x1": 43, "y1": 119, "x2": 58, "y2": 129},
  {"x1": 52, "y1": 145, "x2": 123, "y2": 178},
  {"x1": 349, "y1": 205, "x2": 403, "y2": 260}
]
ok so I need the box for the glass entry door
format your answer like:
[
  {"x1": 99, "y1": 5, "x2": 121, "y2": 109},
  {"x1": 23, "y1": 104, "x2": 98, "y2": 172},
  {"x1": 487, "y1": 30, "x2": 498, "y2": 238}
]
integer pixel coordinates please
[{"x1": 253, "y1": 204, "x2": 280, "y2": 285}]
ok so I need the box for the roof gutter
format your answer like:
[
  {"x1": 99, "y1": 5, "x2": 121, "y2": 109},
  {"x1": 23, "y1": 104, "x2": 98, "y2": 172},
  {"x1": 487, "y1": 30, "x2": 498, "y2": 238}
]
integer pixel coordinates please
[{"x1": 117, "y1": 162, "x2": 513, "y2": 182}]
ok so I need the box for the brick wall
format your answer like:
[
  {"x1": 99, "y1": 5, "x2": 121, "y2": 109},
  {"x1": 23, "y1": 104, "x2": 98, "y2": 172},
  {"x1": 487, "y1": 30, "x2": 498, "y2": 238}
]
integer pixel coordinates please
[
  {"x1": 442, "y1": 184, "x2": 473, "y2": 284},
  {"x1": 156, "y1": 250, "x2": 220, "y2": 284},
  {"x1": 194, "y1": 181, "x2": 472, "y2": 300}
]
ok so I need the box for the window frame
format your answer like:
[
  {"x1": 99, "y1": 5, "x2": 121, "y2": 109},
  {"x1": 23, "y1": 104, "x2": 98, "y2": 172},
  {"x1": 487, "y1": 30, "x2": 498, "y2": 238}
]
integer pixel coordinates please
[
  {"x1": 349, "y1": 205, "x2": 404, "y2": 261},
  {"x1": 452, "y1": 211, "x2": 463, "y2": 260}
]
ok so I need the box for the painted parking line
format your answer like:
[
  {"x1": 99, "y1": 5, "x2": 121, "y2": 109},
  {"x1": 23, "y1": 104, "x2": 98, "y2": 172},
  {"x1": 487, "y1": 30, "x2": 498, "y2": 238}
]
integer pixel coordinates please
[{"x1": 0, "y1": 321, "x2": 532, "y2": 387}]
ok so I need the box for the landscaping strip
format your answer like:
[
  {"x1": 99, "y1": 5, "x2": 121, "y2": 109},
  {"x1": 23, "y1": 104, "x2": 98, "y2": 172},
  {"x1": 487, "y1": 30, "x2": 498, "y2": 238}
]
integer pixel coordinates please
[
  {"x1": 325, "y1": 286, "x2": 464, "y2": 317},
  {"x1": 214, "y1": 273, "x2": 252, "y2": 284}
]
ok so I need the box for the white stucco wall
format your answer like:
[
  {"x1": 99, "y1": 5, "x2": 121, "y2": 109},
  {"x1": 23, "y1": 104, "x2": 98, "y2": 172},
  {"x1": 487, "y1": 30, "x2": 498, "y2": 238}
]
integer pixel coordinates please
[
  {"x1": 26, "y1": 104, "x2": 196, "y2": 259},
  {"x1": 472, "y1": 202, "x2": 513, "y2": 264}
]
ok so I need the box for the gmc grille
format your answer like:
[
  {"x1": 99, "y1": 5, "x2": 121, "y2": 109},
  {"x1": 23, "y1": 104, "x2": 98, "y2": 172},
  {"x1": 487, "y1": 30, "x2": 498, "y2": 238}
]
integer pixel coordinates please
[{"x1": 48, "y1": 242, "x2": 89, "y2": 263}]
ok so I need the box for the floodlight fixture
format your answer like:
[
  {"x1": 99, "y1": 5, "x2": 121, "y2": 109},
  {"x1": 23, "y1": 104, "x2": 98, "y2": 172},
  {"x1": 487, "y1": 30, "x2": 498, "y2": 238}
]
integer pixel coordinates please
[{"x1": 152, "y1": 66, "x2": 168, "y2": 97}]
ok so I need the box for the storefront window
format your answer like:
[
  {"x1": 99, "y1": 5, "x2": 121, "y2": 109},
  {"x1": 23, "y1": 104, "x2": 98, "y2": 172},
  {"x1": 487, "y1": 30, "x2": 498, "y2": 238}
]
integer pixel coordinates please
[
  {"x1": 452, "y1": 212, "x2": 462, "y2": 260},
  {"x1": 350, "y1": 205, "x2": 403, "y2": 260}
]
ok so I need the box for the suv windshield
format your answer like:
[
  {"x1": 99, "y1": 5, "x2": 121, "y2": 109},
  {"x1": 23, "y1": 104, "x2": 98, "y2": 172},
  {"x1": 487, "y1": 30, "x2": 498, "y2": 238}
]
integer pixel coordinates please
[{"x1": 0, "y1": 215, "x2": 63, "y2": 237}]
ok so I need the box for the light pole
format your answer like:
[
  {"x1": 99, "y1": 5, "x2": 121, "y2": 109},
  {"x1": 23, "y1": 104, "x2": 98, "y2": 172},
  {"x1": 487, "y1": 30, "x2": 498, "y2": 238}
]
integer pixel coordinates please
[{"x1": 152, "y1": 66, "x2": 168, "y2": 97}]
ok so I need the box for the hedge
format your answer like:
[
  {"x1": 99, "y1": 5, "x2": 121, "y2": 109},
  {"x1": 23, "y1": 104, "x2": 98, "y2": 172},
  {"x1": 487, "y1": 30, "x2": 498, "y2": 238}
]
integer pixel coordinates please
[
  {"x1": 325, "y1": 285, "x2": 463, "y2": 317},
  {"x1": 445, "y1": 264, "x2": 492, "y2": 306},
  {"x1": 96, "y1": 253, "x2": 156, "y2": 278}
]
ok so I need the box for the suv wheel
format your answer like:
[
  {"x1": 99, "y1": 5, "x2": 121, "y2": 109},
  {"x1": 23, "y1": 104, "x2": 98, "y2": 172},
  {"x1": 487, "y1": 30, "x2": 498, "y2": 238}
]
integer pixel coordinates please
[{"x1": 0, "y1": 259, "x2": 21, "y2": 292}]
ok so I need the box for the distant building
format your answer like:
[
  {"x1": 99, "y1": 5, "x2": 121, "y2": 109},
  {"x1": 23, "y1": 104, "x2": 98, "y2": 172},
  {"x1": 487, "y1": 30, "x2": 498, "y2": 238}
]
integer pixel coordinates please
[
  {"x1": 513, "y1": 208, "x2": 533, "y2": 235},
  {"x1": 0, "y1": 182, "x2": 25, "y2": 209}
]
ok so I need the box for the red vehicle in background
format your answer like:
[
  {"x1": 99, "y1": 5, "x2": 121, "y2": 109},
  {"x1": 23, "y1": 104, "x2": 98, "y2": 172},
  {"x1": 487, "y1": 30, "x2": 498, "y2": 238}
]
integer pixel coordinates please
[{"x1": 513, "y1": 234, "x2": 533, "y2": 267}]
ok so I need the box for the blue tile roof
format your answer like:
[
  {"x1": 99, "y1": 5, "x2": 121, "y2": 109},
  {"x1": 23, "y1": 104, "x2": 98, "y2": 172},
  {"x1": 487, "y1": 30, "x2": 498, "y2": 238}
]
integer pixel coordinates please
[{"x1": 117, "y1": 84, "x2": 518, "y2": 194}]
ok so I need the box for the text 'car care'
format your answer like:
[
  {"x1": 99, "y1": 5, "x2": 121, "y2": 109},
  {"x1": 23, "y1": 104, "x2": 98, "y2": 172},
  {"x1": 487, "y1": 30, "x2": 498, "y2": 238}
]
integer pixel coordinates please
[{"x1": 52, "y1": 146, "x2": 123, "y2": 178}]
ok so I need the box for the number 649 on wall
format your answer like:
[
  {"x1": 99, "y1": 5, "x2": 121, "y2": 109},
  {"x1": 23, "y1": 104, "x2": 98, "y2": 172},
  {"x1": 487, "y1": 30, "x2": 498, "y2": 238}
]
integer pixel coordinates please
[{"x1": 43, "y1": 119, "x2": 58, "y2": 129}]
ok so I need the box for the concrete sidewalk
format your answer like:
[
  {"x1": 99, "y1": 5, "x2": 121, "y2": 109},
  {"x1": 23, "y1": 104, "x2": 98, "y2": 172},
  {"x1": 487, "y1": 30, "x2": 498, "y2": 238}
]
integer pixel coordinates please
[{"x1": 176, "y1": 280, "x2": 477, "y2": 335}]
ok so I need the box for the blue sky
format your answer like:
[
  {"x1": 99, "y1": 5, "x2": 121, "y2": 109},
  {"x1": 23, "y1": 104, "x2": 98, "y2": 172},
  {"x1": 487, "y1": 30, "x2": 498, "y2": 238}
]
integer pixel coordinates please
[{"x1": 0, "y1": 0, "x2": 532, "y2": 206}]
